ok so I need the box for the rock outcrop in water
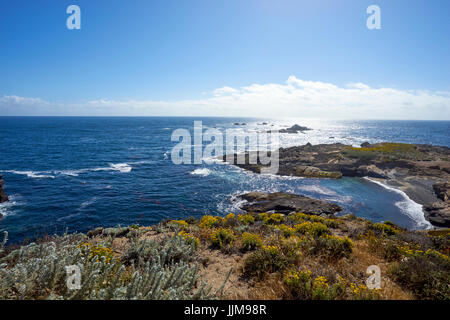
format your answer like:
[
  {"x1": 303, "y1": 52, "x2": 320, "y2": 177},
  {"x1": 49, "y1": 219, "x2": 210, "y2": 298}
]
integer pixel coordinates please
[
  {"x1": 223, "y1": 142, "x2": 450, "y2": 228},
  {"x1": 237, "y1": 191, "x2": 342, "y2": 216},
  {"x1": 278, "y1": 124, "x2": 311, "y2": 133},
  {"x1": 0, "y1": 175, "x2": 8, "y2": 203}
]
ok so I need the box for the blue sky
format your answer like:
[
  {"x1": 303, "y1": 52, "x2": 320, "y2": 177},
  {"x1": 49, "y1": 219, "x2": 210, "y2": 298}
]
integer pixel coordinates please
[{"x1": 0, "y1": 0, "x2": 449, "y2": 118}]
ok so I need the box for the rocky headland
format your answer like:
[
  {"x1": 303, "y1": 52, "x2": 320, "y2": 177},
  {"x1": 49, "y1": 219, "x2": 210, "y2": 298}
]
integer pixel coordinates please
[{"x1": 222, "y1": 142, "x2": 450, "y2": 228}]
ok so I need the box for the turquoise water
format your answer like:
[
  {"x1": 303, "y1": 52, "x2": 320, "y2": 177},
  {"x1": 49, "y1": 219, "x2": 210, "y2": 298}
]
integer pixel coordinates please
[{"x1": 0, "y1": 117, "x2": 448, "y2": 243}]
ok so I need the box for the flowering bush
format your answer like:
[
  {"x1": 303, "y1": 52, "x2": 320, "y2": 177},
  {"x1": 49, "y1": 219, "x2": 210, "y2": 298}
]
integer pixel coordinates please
[
  {"x1": 279, "y1": 236, "x2": 302, "y2": 262},
  {"x1": 372, "y1": 222, "x2": 400, "y2": 236},
  {"x1": 210, "y1": 228, "x2": 235, "y2": 248},
  {"x1": 349, "y1": 283, "x2": 381, "y2": 300},
  {"x1": 257, "y1": 212, "x2": 269, "y2": 221},
  {"x1": 199, "y1": 215, "x2": 221, "y2": 228},
  {"x1": 294, "y1": 222, "x2": 329, "y2": 237},
  {"x1": 275, "y1": 224, "x2": 296, "y2": 237},
  {"x1": 390, "y1": 247, "x2": 450, "y2": 299},
  {"x1": 223, "y1": 213, "x2": 238, "y2": 227},
  {"x1": 306, "y1": 235, "x2": 353, "y2": 261},
  {"x1": 265, "y1": 213, "x2": 285, "y2": 225},
  {"x1": 238, "y1": 214, "x2": 255, "y2": 225},
  {"x1": 323, "y1": 219, "x2": 340, "y2": 228},
  {"x1": 78, "y1": 242, "x2": 115, "y2": 263},
  {"x1": 168, "y1": 220, "x2": 189, "y2": 229},
  {"x1": 241, "y1": 232, "x2": 262, "y2": 251},
  {"x1": 243, "y1": 245, "x2": 289, "y2": 279},
  {"x1": 284, "y1": 270, "x2": 379, "y2": 300},
  {"x1": 225, "y1": 213, "x2": 235, "y2": 220},
  {"x1": 283, "y1": 270, "x2": 347, "y2": 300},
  {"x1": 178, "y1": 231, "x2": 200, "y2": 249}
]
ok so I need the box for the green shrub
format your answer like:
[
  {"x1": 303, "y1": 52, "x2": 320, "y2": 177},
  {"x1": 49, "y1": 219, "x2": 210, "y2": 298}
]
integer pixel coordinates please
[
  {"x1": 372, "y1": 222, "x2": 401, "y2": 236},
  {"x1": 306, "y1": 235, "x2": 353, "y2": 261},
  {"x1": 275, "y1": 224, "x2": 296, "y2": 237},
  {"x1": 265, "y1": 213, "x2": 284, "y2": 225},
  {"x1": 389, "y1": 250, "x2": 450, "y2": 299},
  {"x1": 242, "y1": 245, "x2": 289, "y2": 279},
  {"x1": 349, "y1": 283, "x2": 382, "y2": 300},
  {"x1": 223, "y1": 213, "x2": 238, "y2": 227},
  {"x1": 257, "y1": 213, "x2": 269, "y2": 221},
  {"x1": 284, "y1": 270, "x2": 381, "y2": 300},
  {"x1": 78, "y1": 242, "x2": 115, "y2": 264},
  {"x1": 367, "y1": 233, "x2": 402, "y2": 261},
  {"x1": 210, "y1": 228, "x2": 235, "y2": 248},
  {"x1": 283, "y1": 270, "x2": 347, "y2": 300},
  {"x1": 382, "y1": 242, "x2": 402, "y2": 261},
  {"x1": 294, "y1": 222, "x2": 329, "y2": 237},
  {"x1": 238, "y1": 214, "x2": 255, "y2": 225},
  {"x1": 289, "y1": 212, "x2": 324, "y2": 224},
  {"x1": 178, "y1": 231, "x2": 200, "y2": 250},
  {"x1": 279, "y1": 236, "x2": 302, "y2": 263},
  {"x1": 241, "y1": 232, "x2": 262, "y2": 251},
  {"x1": 323, "y1": 219, "x2": 340, "y2": 229},
  {"x1": 168, "y1": 220, "x2": 189, "y2": 229},
  {"x1": 199, "y1": 215, "x2": 222, "y2": 228}
]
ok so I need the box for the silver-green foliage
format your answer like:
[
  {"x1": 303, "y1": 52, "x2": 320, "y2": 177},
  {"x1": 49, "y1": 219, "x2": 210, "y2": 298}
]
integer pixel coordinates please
[
  {"x1": 0, "y1": 231, "x2": 225, "y2": 300},
  {"x1": 0, "y1": 232, "x2": 86, "y2": 299}
]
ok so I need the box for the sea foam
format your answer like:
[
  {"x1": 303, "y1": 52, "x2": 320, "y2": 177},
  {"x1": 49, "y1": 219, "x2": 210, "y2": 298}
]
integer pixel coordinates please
[
  {"x1": 2, "y1": 162, "x2": 133, "y2": 178},
  {"x1": 365, "y1": 178, "x2": 432, "y2": 229},
  {"x1": 190, "y1": 168, "x2": 212, "y2": 177}
]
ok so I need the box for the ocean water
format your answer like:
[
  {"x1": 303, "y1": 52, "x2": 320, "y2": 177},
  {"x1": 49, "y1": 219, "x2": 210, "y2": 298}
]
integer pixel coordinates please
[{"x1": 0, "y1": 117, "x2": 449, "y2": 243}]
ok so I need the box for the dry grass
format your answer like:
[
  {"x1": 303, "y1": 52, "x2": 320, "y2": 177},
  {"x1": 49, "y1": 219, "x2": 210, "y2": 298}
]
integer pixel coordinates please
[{"x1": 196, "y1": 246, "x2": 252, "y2": 299}]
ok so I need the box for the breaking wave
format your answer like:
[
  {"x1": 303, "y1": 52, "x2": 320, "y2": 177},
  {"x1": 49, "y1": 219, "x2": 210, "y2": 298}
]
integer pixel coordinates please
[
  {"x1": 2, "y1": 162, "x2": 134, "y2": 178},
  {"x1": 190, "y1": 168, "x2": 212, "y2": 177},
  {"x1": 365, "y1": 178, "x2": 432, "y2": 229}
]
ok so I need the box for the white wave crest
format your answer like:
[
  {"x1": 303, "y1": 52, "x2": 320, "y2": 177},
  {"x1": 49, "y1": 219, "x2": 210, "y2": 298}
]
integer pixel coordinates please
[
  {"x1": 2, "y1": 162, "x2": 134, "y2": 179},
  {"x1": 109, "y1": 163, "x2": 132, "y2": 173},
  {"x1": 1, "y1": 170, "x2": 55, "y2": 179},
  {"x1": 190, "y1": 168, "x2": 212, "y2": 176}
]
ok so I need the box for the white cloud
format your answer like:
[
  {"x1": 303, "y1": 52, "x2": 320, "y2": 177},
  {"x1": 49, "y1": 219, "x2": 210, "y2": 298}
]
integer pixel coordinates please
[
  {"x1": 213, "y1": 86, "x2": 239, "y2": 96},
  {"x1": 0, "y1": 95, "x2": 49, "y2": 106},
  {"x1": 1, "y1": 76, "x2": 449, "y2": 119}
]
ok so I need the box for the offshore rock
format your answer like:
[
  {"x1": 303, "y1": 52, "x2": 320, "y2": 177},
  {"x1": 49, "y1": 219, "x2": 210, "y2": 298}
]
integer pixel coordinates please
[
  {"x1": 238, "y1": 192, "x2": 342, "y2": 216},
  {"x1": 0, "y1": 175, "x2": 8, "y2": 203}
]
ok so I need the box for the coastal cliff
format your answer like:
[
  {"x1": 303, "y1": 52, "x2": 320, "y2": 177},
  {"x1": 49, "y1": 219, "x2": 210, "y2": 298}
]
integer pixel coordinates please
[
  {"x1": 222, "y1": 142, "x2": 450, "y2": 228},
  {"x1": 1, "y1": 193, "x2": 448, "y2": 300}
]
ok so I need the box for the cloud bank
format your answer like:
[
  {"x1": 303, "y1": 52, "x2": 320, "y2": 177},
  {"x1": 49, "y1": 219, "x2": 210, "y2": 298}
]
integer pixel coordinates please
[{"x1": 1, "y1": 76, "x2": 449, "y2": 119}]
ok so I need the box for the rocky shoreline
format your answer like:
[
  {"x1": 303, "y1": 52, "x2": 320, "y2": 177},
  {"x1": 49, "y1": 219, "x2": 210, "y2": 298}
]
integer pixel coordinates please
[
  {"x1": 222, "y1": 142, "x2": 450, "y2": 228},
  {"x1": 0, "y1": 175, "x2": 8, "y2": 203}
]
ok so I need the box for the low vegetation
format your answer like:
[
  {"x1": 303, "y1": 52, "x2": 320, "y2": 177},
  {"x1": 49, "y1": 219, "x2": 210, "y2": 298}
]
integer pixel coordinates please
[
  {"x1": 344, "y1": 143, "x2": 426, "y2": 161},
  {"x1": 0, "y1": 211, "x2": 449, "y2": 300}
]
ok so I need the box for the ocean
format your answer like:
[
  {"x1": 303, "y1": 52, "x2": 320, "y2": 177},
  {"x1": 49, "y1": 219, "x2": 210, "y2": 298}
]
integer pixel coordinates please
[{"x1": 0, "y1": 117, "x2": 449, "y2": 243}]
